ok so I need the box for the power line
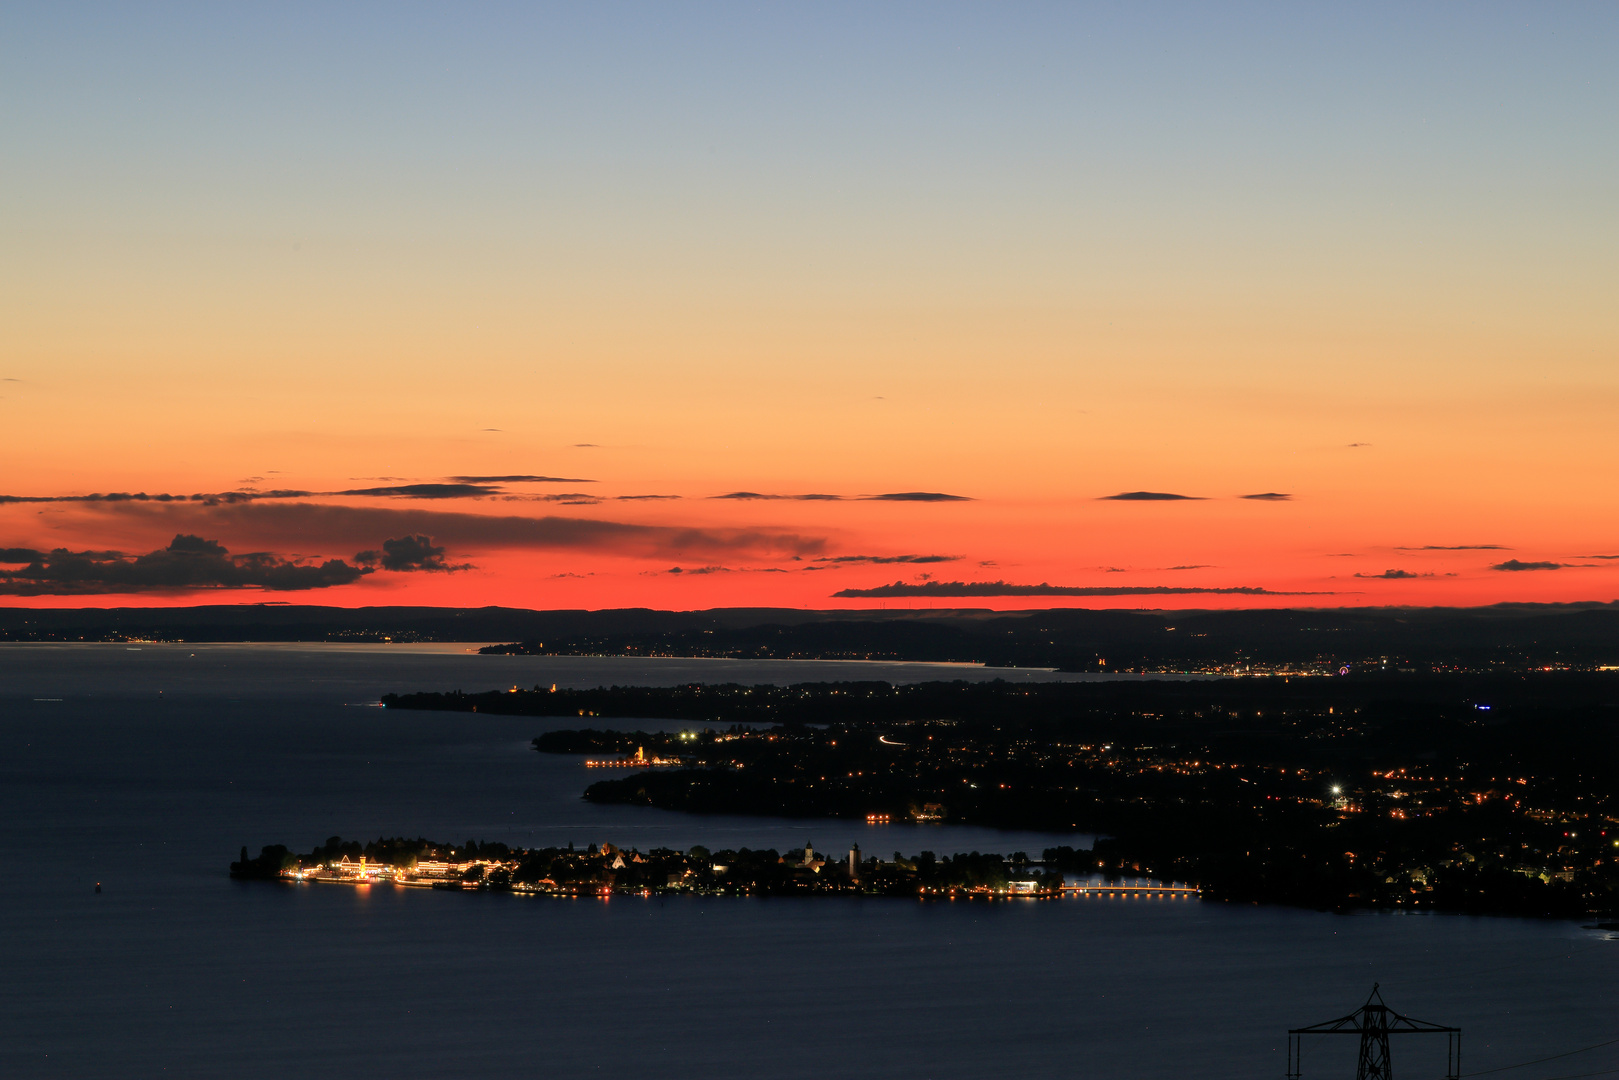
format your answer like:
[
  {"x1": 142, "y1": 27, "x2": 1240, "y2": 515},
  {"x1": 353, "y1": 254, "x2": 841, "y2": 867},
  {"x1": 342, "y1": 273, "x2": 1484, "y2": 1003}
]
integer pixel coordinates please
[{"x1": 1462, "y1": 1038, "x2": 1619, "y2": 1077}]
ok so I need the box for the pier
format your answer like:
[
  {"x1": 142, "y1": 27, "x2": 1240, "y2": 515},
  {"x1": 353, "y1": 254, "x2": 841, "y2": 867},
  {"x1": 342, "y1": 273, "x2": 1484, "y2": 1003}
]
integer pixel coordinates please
[{"x1": 1061, "y1": 881, "x2": 1200, "y2": 898}]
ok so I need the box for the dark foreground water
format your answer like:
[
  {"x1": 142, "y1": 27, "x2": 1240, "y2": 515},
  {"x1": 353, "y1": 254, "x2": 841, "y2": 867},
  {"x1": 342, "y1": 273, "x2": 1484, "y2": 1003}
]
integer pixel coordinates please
[{"x1": 1, "y1": 644, "x2": 1614, "y2": 1079}]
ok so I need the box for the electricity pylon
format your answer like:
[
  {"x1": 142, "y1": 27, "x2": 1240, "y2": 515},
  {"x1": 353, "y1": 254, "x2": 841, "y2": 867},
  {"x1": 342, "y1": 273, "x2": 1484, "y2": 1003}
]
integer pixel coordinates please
[{"x1": 1287, "y1": 984, "x2": 1460, "y2": 1080}]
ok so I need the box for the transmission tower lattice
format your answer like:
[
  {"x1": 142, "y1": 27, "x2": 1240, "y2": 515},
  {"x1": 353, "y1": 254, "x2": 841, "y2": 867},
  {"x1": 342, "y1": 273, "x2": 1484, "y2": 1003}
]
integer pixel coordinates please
[{"x1": 1286, "y1": 984, "x2": 1460, "y2": 1080}]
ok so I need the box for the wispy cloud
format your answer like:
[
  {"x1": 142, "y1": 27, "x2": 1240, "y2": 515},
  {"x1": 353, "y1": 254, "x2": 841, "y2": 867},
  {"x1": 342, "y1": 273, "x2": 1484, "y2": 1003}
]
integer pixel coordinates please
[
  {"x1": 448, "y1": 474, "x2": 595, "y2": 484},
  {"x1": 336, "y1": 483, "x2": 500, "y2": 499},
  {"x1": 708, "y1": 490, "x2": 971, "y2": 502},
  {"x1": 0, "y1": 490, "x2": 308, "y2": 506},
  {"x1": 1099, "y1": 491, "x2": 1203, "y2": 501},
  {"x1": 1, "y1": 476, "x2": 613, "y2": 509},
  {"x1": 0, "y1": 482, "x2": 521, "y2": 505},
  {"x1": 504, "y1": 493, "x2": 601, "y2": 505},
  {"x1": 1397, "y1": 544, "x2": 1510, "y2": 551},
  {"x1": 1354, "y1": 569, "x2": 1431, "y2": 579},
  {"x1": 1240, "y1": 492, "x2": 1292, "y2": 501},
  {"x1": 1493, "y1": 559, "x2": 1570, "y2": 572},
  {"x1": 814, "y1": 554, "x2": 961, "y2": 565}
]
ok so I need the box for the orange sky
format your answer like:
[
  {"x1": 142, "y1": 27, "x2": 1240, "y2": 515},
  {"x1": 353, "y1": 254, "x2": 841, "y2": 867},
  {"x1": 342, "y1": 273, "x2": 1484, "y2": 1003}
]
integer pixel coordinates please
[{"x1": 2, "y1": 5, "x2": 1616, "y2": 610}]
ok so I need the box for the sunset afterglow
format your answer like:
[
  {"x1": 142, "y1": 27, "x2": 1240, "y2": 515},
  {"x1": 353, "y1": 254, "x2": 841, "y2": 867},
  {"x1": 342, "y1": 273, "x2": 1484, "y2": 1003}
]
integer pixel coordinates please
[{"x1": 3, "y1": 4, "x2": 1615, "y2": 610}]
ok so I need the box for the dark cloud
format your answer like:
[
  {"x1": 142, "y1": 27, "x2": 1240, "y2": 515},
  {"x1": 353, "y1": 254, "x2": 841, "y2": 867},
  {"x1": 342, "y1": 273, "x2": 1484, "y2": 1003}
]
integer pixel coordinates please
[
  {"x1": 573, "y1": 443, "x2": 600, "y2": 448},
  {"x1": 448, "y1": 475, "x2": 595, "y2": 484},
  {"x1": 1347, "y1": 443, "x2": 1371, "y2": 448},
  {"x1": 814, "y1": 554, "x2": 961, "y2": 565},
  {"x1": 1166, "y1": 565, "x2": 1210, "y2": 570},
  {"x1": 335, "y1": 484, "x2": 500, "y2": 499},
  {"x1": 1241, "y1": 493, "x2": 1292, "y2": 501},
  {"x1": 1397, "y1": 544, "x2": 1510, "y2": 551},
  {"x1": 353, "y1": 535, "x2": 469, "y2": 573},
  {"x1": 1493, "y1": 560, "x2": 1569, "y2": 572},
  {"x1": 0, "y1": 547, "x2": 45, "y2": 562},
  {"x1": 0, "y1": 534, "x2": 371, "y2": 595},
  {"x1": 616, "y1": 494, "x2": 682, "y2": 501},
  {"x1": 661, "y1": 565, "x2": 732, "y2": 575},
  {"x1": 86, "y1": 501, "x2": 828, "y2": 560},
  {"x1": 1354, "y1": 569, "x2": 1430, "y2": 579},
  {"x1": 1579, "y1": 554, "x2": 1619, "y2": 560},
  {"x1": 1099, "y1": 491, "x2": 1203, "y2": 501},
  {"x1": 833, "y1": 580, "x2": 1321, "y2": 598}
]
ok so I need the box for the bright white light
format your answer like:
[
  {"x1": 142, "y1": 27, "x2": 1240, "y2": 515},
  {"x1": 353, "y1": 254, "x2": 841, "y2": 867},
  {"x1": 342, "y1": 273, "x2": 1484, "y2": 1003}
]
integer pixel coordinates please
[{"x1": 1331, "y1": 785, "x2": 1342, "y2": 795}]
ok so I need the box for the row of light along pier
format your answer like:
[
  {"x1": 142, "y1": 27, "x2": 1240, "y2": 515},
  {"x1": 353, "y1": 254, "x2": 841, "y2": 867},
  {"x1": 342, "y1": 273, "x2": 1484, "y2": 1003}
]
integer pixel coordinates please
[{"x1": 1061, "y1": 880, "x2": 1201, "y2": 898}]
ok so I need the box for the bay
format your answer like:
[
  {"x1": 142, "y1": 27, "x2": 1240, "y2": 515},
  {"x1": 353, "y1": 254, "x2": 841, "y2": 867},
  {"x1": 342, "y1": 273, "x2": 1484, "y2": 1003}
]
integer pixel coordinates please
[{"x1": 1, "y1": 644, "x2": 1612, "y2": 1079}]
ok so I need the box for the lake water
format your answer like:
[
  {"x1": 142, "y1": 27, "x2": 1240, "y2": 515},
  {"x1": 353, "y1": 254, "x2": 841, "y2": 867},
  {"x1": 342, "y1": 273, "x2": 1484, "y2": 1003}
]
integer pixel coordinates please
[{"x1": 2, "y1": 644, "x2": 1614, "y2": 1079}]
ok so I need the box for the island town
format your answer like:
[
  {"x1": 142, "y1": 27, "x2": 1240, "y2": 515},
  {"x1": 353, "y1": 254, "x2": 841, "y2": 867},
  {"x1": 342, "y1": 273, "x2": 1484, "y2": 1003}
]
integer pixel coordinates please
[{"x1": 229, "y1": 836, "x2": 1200, "y2": 900}]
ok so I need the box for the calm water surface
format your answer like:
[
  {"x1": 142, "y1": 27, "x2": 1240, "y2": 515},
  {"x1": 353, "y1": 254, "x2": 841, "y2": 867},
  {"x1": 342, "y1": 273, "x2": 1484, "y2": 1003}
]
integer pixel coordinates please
[{"x1": 1, "y1": 644, "x2": 1613, "y2": 1079}]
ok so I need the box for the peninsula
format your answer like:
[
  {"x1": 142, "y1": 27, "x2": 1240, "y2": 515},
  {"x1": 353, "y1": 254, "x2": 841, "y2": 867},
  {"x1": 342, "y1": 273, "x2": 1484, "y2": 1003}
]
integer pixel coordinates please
[{"x1": 386, "y1": 671, "x2": 1619, "y2": 918}]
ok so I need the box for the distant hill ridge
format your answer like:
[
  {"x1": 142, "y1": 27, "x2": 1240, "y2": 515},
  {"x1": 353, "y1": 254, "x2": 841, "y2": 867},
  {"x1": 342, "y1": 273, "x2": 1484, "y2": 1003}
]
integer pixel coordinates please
[{"x1": 1, "y1": 602, "x2": 1616, "y2": 668}]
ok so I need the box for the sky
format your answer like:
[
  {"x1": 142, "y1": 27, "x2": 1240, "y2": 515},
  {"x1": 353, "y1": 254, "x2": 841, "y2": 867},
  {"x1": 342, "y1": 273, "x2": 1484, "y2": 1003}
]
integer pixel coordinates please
[{"x1": 2, "y1": 2, "x2": 1616, "y2": 611}]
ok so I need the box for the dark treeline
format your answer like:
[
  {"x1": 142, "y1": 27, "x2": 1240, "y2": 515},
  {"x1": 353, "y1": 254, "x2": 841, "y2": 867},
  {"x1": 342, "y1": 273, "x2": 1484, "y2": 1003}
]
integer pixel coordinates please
[
  {"x1": 387, "y1": 671, "x2": 1619, "y2": 737},
  {"x1": 478, "y1": 605, "x2": 1619, "y2": 669}
]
